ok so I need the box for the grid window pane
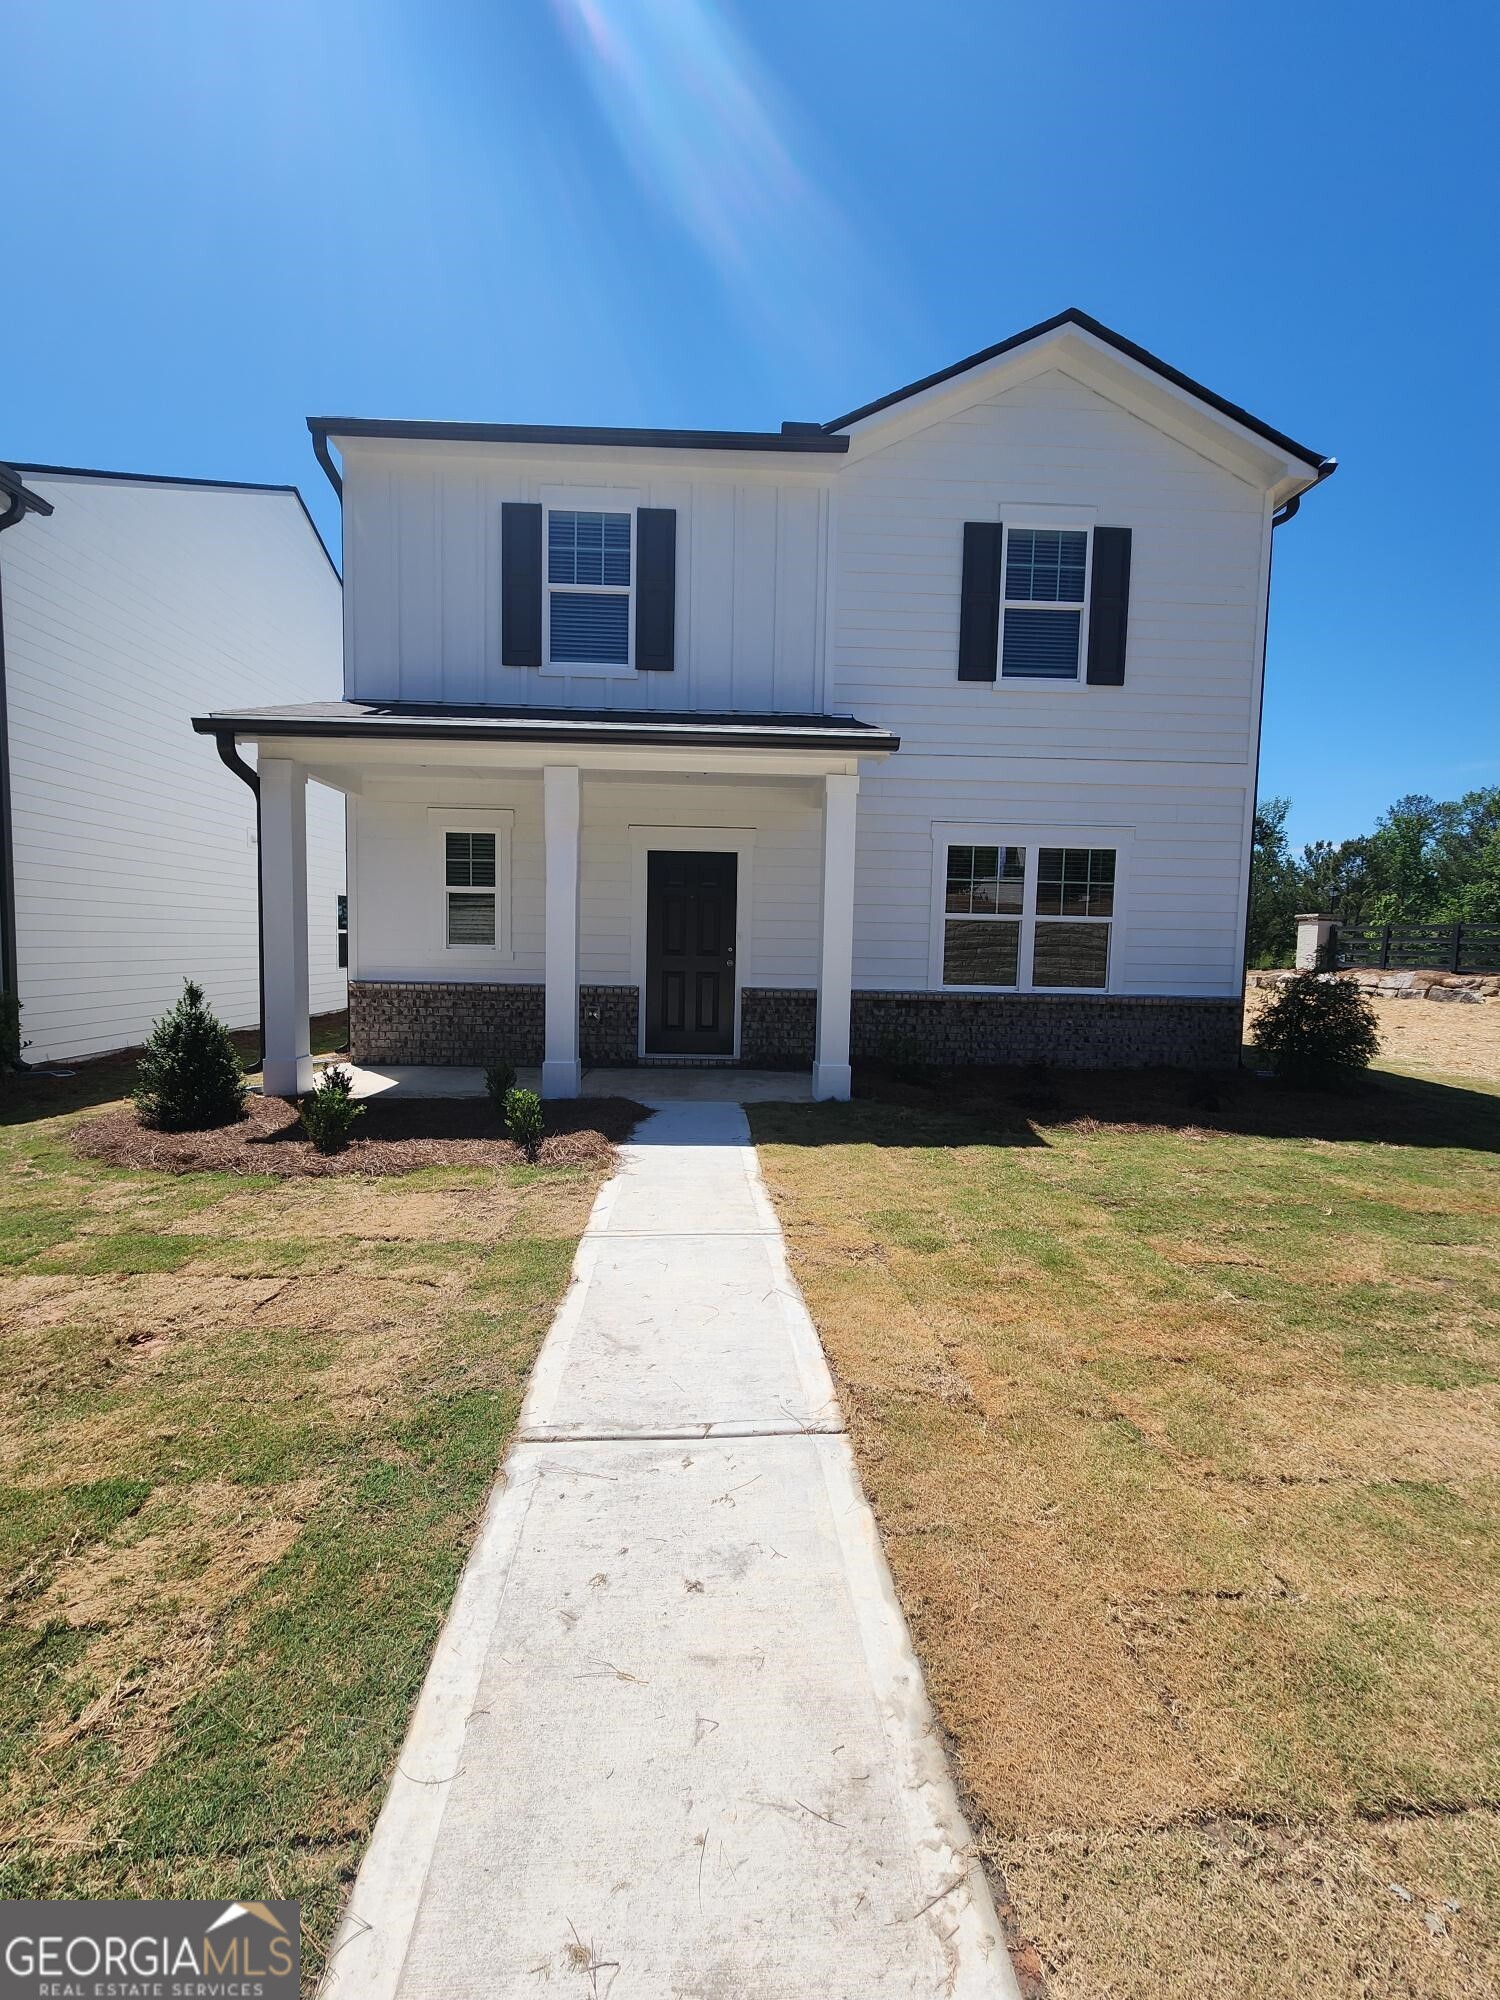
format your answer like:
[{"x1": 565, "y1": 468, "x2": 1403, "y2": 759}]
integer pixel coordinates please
[
  {"x1": 1036, "y1": 847, "x2": 1115, "y2": 917},
  {"x1": 945, "y1": 843, "x2": 1024, "y2": 915},
  {"x1": 944, "y1": 919, "x2": 1020, "y2": 987},
  {"x1": 1032, "y1": 921, "x2": 1109, "y2": 988},
  {"x1": 446, "y1": 831, "x2": 497, "y2": 888},
  {"x1": 548, "y1": 510, "x2": 631, "y2": 587},
  {"x1": 1001, "y1": 608, "x2": 1083, "y2": 679},
  {"x1": 447, "y1": 893, "x2": 496, "y2": 947},
  {"x1": 1005, "y1": 528, "x2": 1087, "y2": 604},
  {"x1": 549, "y1": 590, "x2": 630, "y2": 664}
]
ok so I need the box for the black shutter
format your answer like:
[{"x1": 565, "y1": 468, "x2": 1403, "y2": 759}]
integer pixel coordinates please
[
  {"x1": 1085, "y1": 526, "x2": 1132, "y2": 685},
  {"x1": 501, "y1": 502, "x2": 543, "y2": 668},
  {"x1": 957, "y1": 521, "x2": 1003, "y2": 681},
  {"x1": 635, "y1": 507, "x2": 676, "y2": 671}
]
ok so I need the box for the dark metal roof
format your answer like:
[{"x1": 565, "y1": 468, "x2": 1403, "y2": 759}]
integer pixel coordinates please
[
  {"x1": 192, "y1": 699, "x2": 900, "y2": 756},
  {"x1": 823, "y1": 308, "x2": 1333, "y2": 472},
  {"x1": 310, "y1": 417, "x2": 850, "y2": 456},
  {"x1": 308, "y1": 311, "x2": 1332, "y2": 486}
]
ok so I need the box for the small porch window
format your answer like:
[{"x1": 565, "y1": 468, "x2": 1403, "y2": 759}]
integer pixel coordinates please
[{"x1": 446, "y1": 831, "x2": 497, "y2": 946}]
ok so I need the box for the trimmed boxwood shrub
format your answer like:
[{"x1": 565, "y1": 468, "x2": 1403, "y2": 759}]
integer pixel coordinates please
[
  {"x1": 1251, "y1": 971, "x2": 1380, "y2": 1084},
  {"x1": 133, "y1": 980, "x2": 246, "y2": 1130},
  {"x1": 300, "y1": 1064, "x2": 365, "y2": 1153},
  {"x1": 503, "y1": 1086, "x2": 544, "y2": 1162}
]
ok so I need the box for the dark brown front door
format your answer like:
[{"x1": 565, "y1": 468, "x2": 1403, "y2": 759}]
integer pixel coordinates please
[{"x1": 645, "y1": 850, "x2": 737, "y2": 1056}]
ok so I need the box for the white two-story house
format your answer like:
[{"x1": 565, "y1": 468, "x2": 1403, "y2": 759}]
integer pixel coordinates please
[{"x1": 193, "y1": 310, "x2": 1332, "y2": 1100}]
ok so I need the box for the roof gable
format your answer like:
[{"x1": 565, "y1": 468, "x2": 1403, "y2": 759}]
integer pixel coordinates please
[{"x1": 824, "y1": 309, "x2": 1333, "y2": 483}]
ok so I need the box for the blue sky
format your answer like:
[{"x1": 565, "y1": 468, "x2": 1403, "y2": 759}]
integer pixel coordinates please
[{"x1": 6, "y1": 1, "x2": 1495, "y2": 849}]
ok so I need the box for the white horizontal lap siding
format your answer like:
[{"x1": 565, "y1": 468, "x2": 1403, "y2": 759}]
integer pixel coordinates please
[
  {"x1": 831, "y1": 367, "x2": 1269, "y2": 1000},
  {"x1": 351, "y1": 777, "x2": 822, "y2": 991},
  {"x1": 340, "y1": 444, "x2": 827, "y2": 714},
  {"x1": 852, "y1": 759, "x2": 1249, "y2": 998},
  {"x1": 4, "y1": 477, "x2": 345, "y2": 1062}
]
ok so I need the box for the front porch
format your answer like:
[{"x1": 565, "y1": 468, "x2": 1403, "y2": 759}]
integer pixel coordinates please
[{"x1": 203, "y1": 699, "x2": 900, "y2": 1106}]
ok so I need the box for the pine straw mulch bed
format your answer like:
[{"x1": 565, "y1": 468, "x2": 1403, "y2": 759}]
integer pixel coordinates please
[{"x1": 71, "y1": 1093, "x2": 647, "y2": 1177}]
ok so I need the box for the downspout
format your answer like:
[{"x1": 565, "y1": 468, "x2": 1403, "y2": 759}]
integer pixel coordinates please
[
  {"x1": 214, "y1": 732, "x2": 266, "y2": 1073},
  {"x1": 1241, "y1": 455, "x2": 1338, "y2": 1023},
  {"x1": 308, "y1": 424, "x2": 342, "y2": 500},
  {"x1": 0, "y1": 469, "x2": 56, "y2": 1020}
]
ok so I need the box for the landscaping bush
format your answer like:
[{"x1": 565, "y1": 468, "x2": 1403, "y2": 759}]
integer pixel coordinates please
[
  {"x1": 300, "y1": 1065, "x2": 365, "y2": 1153},
  {"x1": 1250, "y1": 970, "x2": 1380, "y2": 1084},
  {"x1": 503, "y1": 1085, "x2": 544, "y2": 1161},
  {"x1": 133, "y1": 980, "x2": 246, "y2": 1130},
  {"x1": 484, "y1": 1059, "x2": 517, "y2": 1113},
  {"x1": 0, "y1": 991, "x2": 26, "y2": 1069}
]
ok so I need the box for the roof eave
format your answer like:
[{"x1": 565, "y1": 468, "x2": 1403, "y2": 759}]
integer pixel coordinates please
[{"x1": 823, "y1": 307, "x2": 1332, "y2": 475}]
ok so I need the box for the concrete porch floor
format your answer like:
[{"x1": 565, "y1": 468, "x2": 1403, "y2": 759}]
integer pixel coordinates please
[{"x1": 326, "y1": 1061, "x2": 815, "y2": 1104}]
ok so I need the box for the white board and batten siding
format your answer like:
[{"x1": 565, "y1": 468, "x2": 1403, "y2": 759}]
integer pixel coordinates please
[
  {"x1": 339, "y1": 442, "x2": 832, "y2": 716},
  {"x1": 3, "y1": 474, "x2": 346, "y2": 1062},
  {"x1": 831, "y1": 367, "x2": 1274, "y2": 1000}
]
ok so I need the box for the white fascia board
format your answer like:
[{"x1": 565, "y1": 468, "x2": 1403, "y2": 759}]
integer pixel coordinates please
[
  {"x1": 332, "y1": 436, "x2": 841, "y2": 487},
  {"x1": 229, "y1": 733, "x2": 874, "y2": 784}
]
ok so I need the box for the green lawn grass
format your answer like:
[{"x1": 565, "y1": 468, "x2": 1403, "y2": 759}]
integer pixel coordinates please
[
  {"x1": 0, "y1": 1032, "x2": 601, "y2": 1989},
  {"x1": 752, "y1": 1061, "x2": 1500, "y2": 2000}
]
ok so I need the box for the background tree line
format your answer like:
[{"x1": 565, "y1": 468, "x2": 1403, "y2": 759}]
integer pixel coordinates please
[{"x1": 1248, "y1": 786, "x2": 1500, "y2": 966}]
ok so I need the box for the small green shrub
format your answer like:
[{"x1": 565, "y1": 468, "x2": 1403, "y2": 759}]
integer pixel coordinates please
[
  {"x1": 503, "y1": 1086, "x2": 544, "y2": 1162},
  {"x1": 1251, "y1": 971, "x2": 1380, "y2": 1084},
  {"x1": 300, "y1": 1066, "x2": 365, "y2": 1153},
  {"x1": 133, "y1": 980, "x2": 246, "y2": 1130},
  {"x1": 484, "y1": 1059, "x2": 517, "y2": 1113},
  {"x1": 0, "y1": 991, "x2": 26, "y2": 1069}
]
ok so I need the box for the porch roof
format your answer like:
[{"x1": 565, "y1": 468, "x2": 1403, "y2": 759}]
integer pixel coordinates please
[{"x1": 191, "y1": 699, "x2": 901, "y2": 757}]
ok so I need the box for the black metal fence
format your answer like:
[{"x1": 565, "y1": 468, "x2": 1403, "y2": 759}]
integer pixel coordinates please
[{"x1": 1335, "y1": 923, "x2": 1500, "y2": 972}]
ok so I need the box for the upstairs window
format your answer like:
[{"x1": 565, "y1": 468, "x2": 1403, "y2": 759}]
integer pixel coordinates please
[
  {"x1": 445, "y1": 830, "x2": 497, "y2": 947},
  {"x1": 547, "y1": 508, "x2": 632, "y2": 668},
  {"x1": 1001, "y1": 527, "x2": 1089, "y2": 681}
]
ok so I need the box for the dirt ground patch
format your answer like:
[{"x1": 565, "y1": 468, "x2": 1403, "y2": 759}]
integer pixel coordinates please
[
  {"x1": 752, "y1": 1063, "x2": 1500, "y2": 1999},
  {"x1": 70, "y1": 1091, "x2": 644, "y2": 1176},
  {"x1": 1246, "y1": 987, "x2": 1500, "y2": 1085}
]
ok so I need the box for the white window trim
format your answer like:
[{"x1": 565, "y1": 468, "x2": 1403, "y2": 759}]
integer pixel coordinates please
[
  {"x1": 628, "y1": 825, "x2": 756, "y2": 1060},
  {"x1": 996, "y1": 510, "x2": 1096, "y2": 691},
  {"x1": 928, "y1": 822, "x2": 1132, "y2": 994},
  {"x1": 539, "y1": 485, "x2": 640, "y2": 679},
  {"x1": 429, "y1": 807, "x2": 515, "y2": 963}
]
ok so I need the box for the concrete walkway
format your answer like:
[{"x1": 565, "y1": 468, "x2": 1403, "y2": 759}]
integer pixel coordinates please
[{"x1": 323, "y1": 1102, "x2": 1016, "y2": 2000}]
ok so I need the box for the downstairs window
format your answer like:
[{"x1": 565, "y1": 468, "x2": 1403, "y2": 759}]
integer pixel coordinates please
[
  {"x1": 445, "y1": 830, "x2": 497, "y2": 947},
  {"x1": 939, "y1": 840, "x2": 1117, "y2": 990}
]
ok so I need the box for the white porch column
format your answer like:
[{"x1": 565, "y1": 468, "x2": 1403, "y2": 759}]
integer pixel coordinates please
[
  {"x1": 813, "y1": 772, "x2": 859, "y2": 1102},
  {"x1": 258, "y1": 756, "x2": 312, "y2": 1099},
  {"x1": 542, "y1": 765, "x2": 582, "y2": 1099}
]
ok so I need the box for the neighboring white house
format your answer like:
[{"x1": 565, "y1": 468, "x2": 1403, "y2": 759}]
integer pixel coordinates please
[
  {"x1": 192, "y1": 310, "x2": 1333, "y2": 1099},
  {"x1": 0, "y1": 466, "x2": 346, "y2": 1063}
]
